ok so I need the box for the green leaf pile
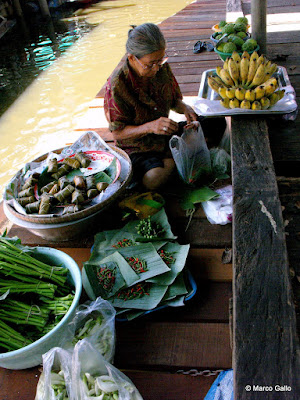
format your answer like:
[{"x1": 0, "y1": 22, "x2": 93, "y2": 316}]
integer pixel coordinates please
[{"x1": 82, "y1": 208, "x2": 193, "y2": 320}]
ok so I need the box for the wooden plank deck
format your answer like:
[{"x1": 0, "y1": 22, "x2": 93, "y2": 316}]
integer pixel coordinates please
[{"x1": 1, "y1": 0, "x2": 300, "y2": 399}]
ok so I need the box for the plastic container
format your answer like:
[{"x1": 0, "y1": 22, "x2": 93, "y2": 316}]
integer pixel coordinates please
[{"x1": 0, "y1": 247, "x2": 82, "y2": 369}]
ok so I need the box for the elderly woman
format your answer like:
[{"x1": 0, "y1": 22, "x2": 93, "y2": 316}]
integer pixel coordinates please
[{"x1": 104, "y1": 23, "x2": 223, "y2": 190}]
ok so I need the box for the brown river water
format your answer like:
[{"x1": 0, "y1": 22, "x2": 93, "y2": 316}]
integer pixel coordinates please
[{"x1": 0, "y1": 0, "x2": 193, "y2": 200}]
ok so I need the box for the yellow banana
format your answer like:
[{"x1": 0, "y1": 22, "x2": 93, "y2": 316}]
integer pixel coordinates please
[
  {"x1": 228, "y1": 58, "x2": 240, "y2": 86},
  {"x1": 246, "y1": 57, "x2": 258, "y2": 87},
  {"x1": 235, "y1": 87, "x2": 246, "y2": 101},
  {"x1": 231, "y1": 51, "x2": 241, "y2": 64},
  {"x1": 256, "y1": 55, "x2": 265, "y2": 67},
  {"x1": 216, "y1": 66, "x2": 223, "y2": 79},
  {"x1": 242, "y1": 51, "x2": 250, "y2": 60},
  {"x1": 265, "y1": 62, "x2": 278, "y2": 75},
  {"x1": 223, "y1": 58, "x2": 229, "y2": 71},
  {"x1": 264, "y1": 63, "x2": 278, "y2": 81},
  {"x1": 208, "y1": 76, "x2": 222, "y2": 93},
  {"x1": 248, "y1": 63, "x2": 266, "y2": 88},
  {"x1": 277, "y1": 89, "x2": 285, "y2": 100},
  {"x1": 229, "y1": 98, "x2": 240, "y2": 109},
  {"x1": 245, "y1": 89, "x2": 255, "y2": 102},
  {"x1": 226, "y1": 87, "x2": 236, "y2": 99},
  {"x1": 262, "y1": 77, "x2": 278, "y2": 89},
  {"x1": 252, "y1": 101, "x2": 262, "y2": 110},
  {"x1": 240, "y1": 56, "x2": 249, "y2": 86},
  {"x1": 254, "y1": 85, "x2": 265, "y2": 100},
  {"x1": 260, "y1": 97, "x2": 271, "y2": 110},
  {"x1": 250, "y1": 51, "x2": 259, "y2": 63},
  {"x1": 220, "y1": 98, "x2": 230, "y2": 108},
  {"x1": 213, "y1": 75, "x2": 227, "y2": 87},
  {"x1": 218, "y1": 87, "x2": 228, "y2": 99},
  {"x1": 219, "y1": 68, "x2": 235, "y2": 87},
  {"x1": 240, "y1": 100, "x2": 251, "y2": 109},
  {"x1": 269, "y1": 92, "x2": 279, "y2": 107},
  {"x1": 263, "y1": 82, "x2": 277, "y2": 96}
]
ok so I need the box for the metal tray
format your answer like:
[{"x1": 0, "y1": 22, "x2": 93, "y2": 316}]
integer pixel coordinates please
[{"x1": 193, "y1": 66, "x2": 298, "y2": 117}]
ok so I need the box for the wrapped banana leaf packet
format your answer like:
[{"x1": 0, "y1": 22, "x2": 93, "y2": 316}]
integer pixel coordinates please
[{"x1": 82, "y1": 208, "x2": 196, "y2": 320}]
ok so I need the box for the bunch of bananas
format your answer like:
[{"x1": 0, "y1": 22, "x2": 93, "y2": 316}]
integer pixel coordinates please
[{"x1": 208, "y1": 50, "x2": 285, "y2": 110}]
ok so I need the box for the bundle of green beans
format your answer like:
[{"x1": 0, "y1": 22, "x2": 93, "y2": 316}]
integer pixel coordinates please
[{"x1": 0, "y1": 237, "x2": 74, "y2": 352}]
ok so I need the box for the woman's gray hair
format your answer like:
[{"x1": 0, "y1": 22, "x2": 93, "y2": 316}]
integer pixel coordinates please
[{"x1": 126, "y1": 23, "x2": 166, "y2": 58}]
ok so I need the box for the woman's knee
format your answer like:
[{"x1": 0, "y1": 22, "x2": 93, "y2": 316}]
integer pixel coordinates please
[{"x1": 142, "y1": 162, "x2": 174, "y2": 190}]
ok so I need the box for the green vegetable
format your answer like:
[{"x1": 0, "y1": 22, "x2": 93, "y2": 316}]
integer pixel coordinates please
[
  {"x1": 222, "y1": 23, "x2": 235, "y2": 35},
  {"x1": 82, "y1": 372, "x2": 119, "y2": 399},
  {"x1": 222, "y1": 42, "x2": 237, "y2": 53},
  {"x1": 136, "y1": 217, "x2": 165, "y2": 239},
  {"x1": 0, "y1": 237, "x2": 74, "y2": 353},
  {"x1": 235, "y1": 16, "x2": 248, "y2": 25},
  {"x1": 0, "y1": 238, "x2": 68, "y2": 286},
  {"x1": 0, "y1": 299, "x2": 49, "y2": 330},
  {"x1": 0, "y1": 320, "x2": 32, "y2": 351},
  {"x1": 72, "y1": 315, "x2": 113, "y2": 359},
  {"x1": 234, "y1": 22, "x2": 247, "y2": 32},
  {"x1": 236, "y1": 31, "x2": 247, "y2": 39}
]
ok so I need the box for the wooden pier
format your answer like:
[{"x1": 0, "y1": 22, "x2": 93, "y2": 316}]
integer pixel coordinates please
[{"x1": 0, "y1": 0, "x2": 300, "y2": 398}]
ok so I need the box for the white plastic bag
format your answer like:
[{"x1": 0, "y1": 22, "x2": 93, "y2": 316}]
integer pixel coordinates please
[
  {"x1": 64, "y1": 297, "x2": 116, "y2": 363},
  {"x1": 169, "y1": 122, "x2": 211, "y2": 184},
  {"x1": 201, "y1": 185, "x2": 232, "y2": 225},
  {"x1": 72, "y1": 340, "x2": 143, "y2": 400},
  {"x1": 35, "y1": 347, "x2": 73, "y2": 400}
]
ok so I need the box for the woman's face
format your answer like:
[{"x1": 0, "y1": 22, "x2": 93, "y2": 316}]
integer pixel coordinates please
[{"x1": 129, "y1": 49, "x2": 167, "y2": 78}]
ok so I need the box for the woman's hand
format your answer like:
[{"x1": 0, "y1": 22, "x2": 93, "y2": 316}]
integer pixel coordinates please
[
  {"x1": 173, "y1": 99, "x2": 198, "y2": 124},
  {"x1": 148, "y1": 117, "x2": 178, "y2": 135},
  {"x1": 183, "y1": 104, "x2": 198, "y2": 124}
]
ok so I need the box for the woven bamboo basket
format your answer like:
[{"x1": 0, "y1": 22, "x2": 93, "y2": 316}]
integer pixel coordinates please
[{"x1": 5, "y1": 145, "x2": 132, "y2": 225}]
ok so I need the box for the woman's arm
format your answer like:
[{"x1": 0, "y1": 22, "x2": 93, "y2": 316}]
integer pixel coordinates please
[
  {"x1": 172, "y1": 98, "x2": 198, "y2": 123},
  {"x1": 112, "y1": 116, "x2": 179, "y2": 140}
]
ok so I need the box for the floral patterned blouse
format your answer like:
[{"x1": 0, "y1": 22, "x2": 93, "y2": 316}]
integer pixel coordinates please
[{"x1": 104, "y1": 58, "x2": 183, "y2": 154}]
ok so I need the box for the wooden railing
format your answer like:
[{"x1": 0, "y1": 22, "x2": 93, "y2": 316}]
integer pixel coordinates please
[{"x1": 231, "y1": 116, "x2": 300, "y2": 399}]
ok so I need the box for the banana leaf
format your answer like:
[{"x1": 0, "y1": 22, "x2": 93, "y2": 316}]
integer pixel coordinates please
[
  {"x1": 82, "y1": 260, "x2": 126, "y2": 300},
  {"x1": 104, "y1": 157, "x2": 118, "y2": 181},
  {"x1": 181, "y1": 186, "x2": 219, "y2": 211},
  {"x1": 161, "y1": 295, "x2": 186, "y2": 307},
  {"x1": 82, "y1": 252, "x2": 139, "y2": 299},
  {"x1": 146, "y1": 243, "x2": 190, "y2": 286},
  {"x1": 90, "y1": 231, "x2": 139, "y2": 263},
  {"x1": 117, "y1": 243, "x2": 171, "y2": 284},
  {"x1": 110, "y1": 283, "x2": 168, "y2": 310},
  {"x1": 123, "y1": 208, "x2": 177, "y2": 248},
  {"x1": 162, "y1": 272, "x2": 188, "y2": 302}
]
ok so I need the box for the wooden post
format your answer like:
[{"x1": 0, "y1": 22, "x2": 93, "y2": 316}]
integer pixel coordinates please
[
  {"x1": 231, "y1": 116, "x2": 300, "y2": 399},
  {"x1": 38, "y1": 0, "x2": 50, "y2": 17},
  {"x1": 251, "y1": 0, "x2": 267, "y2": 54}
]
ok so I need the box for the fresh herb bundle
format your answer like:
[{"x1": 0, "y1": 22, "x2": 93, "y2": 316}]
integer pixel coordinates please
[{"x1": 0, "y1": 237, "x2": 74, "y2": 353}]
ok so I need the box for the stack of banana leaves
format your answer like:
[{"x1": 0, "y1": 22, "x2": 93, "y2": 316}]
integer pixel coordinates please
[
  {"x1": 208, "y1": 50, "x2": 285, "y2": 110},
  {"x1": 82, "y1": 209, "x2": 193, "y2": 321}
]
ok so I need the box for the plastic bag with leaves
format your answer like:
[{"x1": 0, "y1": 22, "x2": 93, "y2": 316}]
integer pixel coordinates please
[
  {"x1": 73, "y1": 340, "x2": 143, "y2": 400},
  {"x1": 35, "y1": 347, "x2": 73, "y2": 400},
  {"x1": 169, "y1": 121, "x2": 211, "y2": 185},
  {"x1": 210, "y1": 147, "x2": 231, "y2": 179},
  {"x1": 64, "y1": 297, "x2": 116, "y2": 363}
]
